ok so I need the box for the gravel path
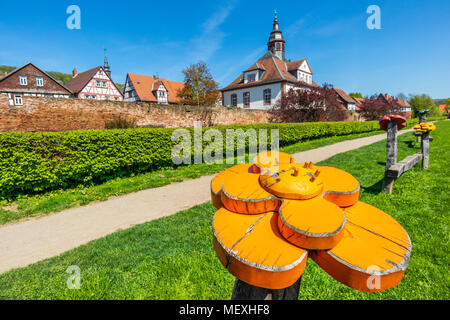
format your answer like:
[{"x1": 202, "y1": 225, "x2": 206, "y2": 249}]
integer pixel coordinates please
[{"x1": 0, "y1": 129, "x2": 414, "y2": 274}]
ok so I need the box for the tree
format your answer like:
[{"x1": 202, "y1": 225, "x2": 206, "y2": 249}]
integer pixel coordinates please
[
  {"x1": 269, "y1": 83, "x2": 346, "y2": 123},
  {"x1": 177, "y1": 62, "x2": 219, "y2": 107},
  {"x1": 349, "y1": 92, "x2": 363, "y2": 99},
  {"x1": 358, "y1": 94, "x2": 399, "y2": 121},
  {"x1": 408, "y1": 94, "x2": 440, "y2": 117}
]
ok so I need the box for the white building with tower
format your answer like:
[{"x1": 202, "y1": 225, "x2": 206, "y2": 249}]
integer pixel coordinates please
[{"x1": 221, "y1": 12, "x2": 317, "y2": 110}]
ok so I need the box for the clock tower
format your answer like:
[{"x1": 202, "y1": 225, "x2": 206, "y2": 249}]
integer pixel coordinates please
[{"x1": 267, "y1": 11, "x2": 286, "y2": 61}]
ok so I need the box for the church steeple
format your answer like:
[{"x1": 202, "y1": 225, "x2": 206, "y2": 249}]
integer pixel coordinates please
[
  {"x1": 103, "y1": 48, "x2": 111, "y2": 78},
  {"x1": 267, "y1": 10, "x2": 286, "y2": 61}
]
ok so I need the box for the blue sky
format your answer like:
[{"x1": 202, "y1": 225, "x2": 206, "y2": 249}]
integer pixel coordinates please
[{"x1": 0, "y1": 0, "x2": 449, "y2": 98}]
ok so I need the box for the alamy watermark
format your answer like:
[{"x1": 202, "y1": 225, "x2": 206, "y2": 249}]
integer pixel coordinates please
[
  {"x1": 366, "y1": 5, "x2": 381, "y2": 30},
  {"x1": 66, "y1": 5, "x2": 81, "y2": 30},
  {"x1": 66, "y1": 265, "x2": 81, "y2": 289},
  {"x1": 171, "y1": 121, "x2": 280, "y2": 166}
]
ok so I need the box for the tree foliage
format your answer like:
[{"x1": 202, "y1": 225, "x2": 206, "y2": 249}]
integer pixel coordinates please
[
  {"x1": 269, "y1": 83, "x2": 346, "y2": 123},
  {"x1": 409, "y1": 94, "x2": 440, "y2": 117},
  {"x1": 358, "y1": 95, "x2": 400, "y2": 121},
  {"x1": 177, "y1": 62, "x2": 219, "y2": 107},
  {"x1": 349, "y1": 92, "x2": 363, "y2": 99}
]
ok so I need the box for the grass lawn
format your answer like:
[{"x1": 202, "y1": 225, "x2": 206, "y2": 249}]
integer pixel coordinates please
[
  {"x1": 0, "y1": 121, "x2": 448, "y2": 300},
  {"x1": 0, "y1": 129, "x2": 388, "y2": 225}
]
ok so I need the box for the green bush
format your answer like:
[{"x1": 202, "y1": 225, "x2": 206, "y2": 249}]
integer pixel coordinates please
[{"x1": 0, "y1": 118, "x2": 445, "y2": 199}]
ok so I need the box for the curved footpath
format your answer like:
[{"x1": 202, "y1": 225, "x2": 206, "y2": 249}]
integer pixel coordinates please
[{"x1": 0, "y1": 128, "x2": 414, "y2": 274}]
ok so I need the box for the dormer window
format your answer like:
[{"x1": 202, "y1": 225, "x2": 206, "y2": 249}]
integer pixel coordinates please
[{"x1": 247, "y1": 73, "x2": 256, "y2": 82}]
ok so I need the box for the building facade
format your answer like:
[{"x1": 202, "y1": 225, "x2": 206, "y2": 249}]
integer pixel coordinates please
[
  {"x1": 123, "y1": 73, "x2": 184, "y2": 104},
  {"x1": 66, "y1": 55, "x2": 123, "y2": 101},
  {"x1": 0, "y1": 62, "x2": 72, "y2": 106},
  {"x1": 221, "y1": 12, "x2": 317, "y2": 110}
]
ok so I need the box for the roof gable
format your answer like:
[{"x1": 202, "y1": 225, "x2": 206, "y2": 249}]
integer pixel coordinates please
[
  {"x1": 222, "y1": 56, "x2": 315, "y2": 91},
  {"x1": 0, "y1": 62, "x2": 72, "y2": 93},
  {"x1": 127, "y1": 73, "x2": 184, "y2": 103}
]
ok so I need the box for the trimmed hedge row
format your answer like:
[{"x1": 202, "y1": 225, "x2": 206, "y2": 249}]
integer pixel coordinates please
[{"x1": 0, "y1": 117, "x2": 445, "y2": 199}]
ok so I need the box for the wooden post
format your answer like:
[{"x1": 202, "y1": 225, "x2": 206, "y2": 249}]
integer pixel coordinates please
[
  {"x1": 421, "y1": 132, "x2": 430, "y2": 169},
  {"x1": 231, "y1": 277, "x2": 302, "y2": 300},
  {"x1": 419, "y1": 114, "x2": 427, "y2": 124},
  {"x1": 381, "y1": 122, "x2": 398, "y2": 194}
]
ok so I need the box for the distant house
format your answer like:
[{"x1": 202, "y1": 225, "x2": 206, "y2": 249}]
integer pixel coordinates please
[
  {"x1": 221, "y1": 13, "x2": 319, "y2": 110},
  {"x1": 379, "y1": 93, "x2": 412, "y2": 119},
  {"x1": 334, "y1": 88, "x2": 357, "y2": 111},
  {"x1": 123, "y1": 73, "x2": 184, "y2": 104},
  {"x1": 439, "y1": 104, "x2": 449, "y2": 114},
  {"x1": 0, "y1": 62, "x2": 72, "y2": 106},
  {"x1": 66, "y1": 55, "x2": 123, "y2": 101},
  {"x1": 333, "y1": 88, "x2": 362, "y2": 121}
]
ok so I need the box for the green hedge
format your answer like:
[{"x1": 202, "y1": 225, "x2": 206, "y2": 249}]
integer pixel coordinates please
[{"x1": 0, "y1": 117, "x2": 445, "y2": 199}]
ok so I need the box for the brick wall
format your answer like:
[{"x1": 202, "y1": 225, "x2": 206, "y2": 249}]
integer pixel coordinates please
[{"x1": 0, "y1": 95, "x2": 271, "y2": 132}]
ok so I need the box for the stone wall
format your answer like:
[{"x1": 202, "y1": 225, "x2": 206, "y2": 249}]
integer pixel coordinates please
[{"x1": 0, "y1": 95, "x2": 271, "y2": 132}]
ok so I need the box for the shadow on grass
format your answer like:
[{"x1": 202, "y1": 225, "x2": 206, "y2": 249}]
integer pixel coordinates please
[{"x1": 361, "y1": 178, "x2": 384, "y2": 195}]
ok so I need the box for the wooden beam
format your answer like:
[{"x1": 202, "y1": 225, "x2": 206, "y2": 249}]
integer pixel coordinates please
[
  {"x1": 422, "y1": 132, "x2": 430, "y2": 169},
  {"x1": 385, "y1": 153, "x2": 423, "y2": 178},
  {"x1": 231, "y1": 277, "x2": 302, "y2": 300},
  {"x1": 381, "y1": 122, "x2": 398, "y2": 194}
]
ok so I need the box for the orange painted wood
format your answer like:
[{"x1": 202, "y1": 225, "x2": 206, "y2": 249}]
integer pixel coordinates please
[
  {"x1": 221, "y1": 172, "x2": 281, "y2": 214},
  {"x1": 259, "y1": 166, "x2": 324, "y2": 200},
  {"x1": 278, "y1": 198, "x2": 346, "y2": 249},
  {"x1": 310, "y1": 201, "x2": 411, "y2": 292},
  {"x1": 213, "y1": 208, "x2": 308, "y2": 289},
  {"x1": 252, "y1": 151, "x2": 295, "y2": 174},
  {"x1": 316, "y1": 166, "x2": 360, "y2": 207},
  {"x1": 210, "y1": 164, "x2": 254, "y2": 209}
]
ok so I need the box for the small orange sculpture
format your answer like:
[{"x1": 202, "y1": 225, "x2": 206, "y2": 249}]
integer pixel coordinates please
[{"x1": 211, "y1": 151, "x2": 411, "y2": 292}]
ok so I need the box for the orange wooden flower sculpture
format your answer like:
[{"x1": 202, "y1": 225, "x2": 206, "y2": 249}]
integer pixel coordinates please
[{"x1": 211, "y1": 151, "x2": 411, "y2": 292}]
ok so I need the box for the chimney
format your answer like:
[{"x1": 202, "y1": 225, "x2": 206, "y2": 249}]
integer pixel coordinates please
[
  {"x1": 3, "y1": 71, "x2": 7, "y2": 76},
  {"x1": 72, "y1": 68, "x2": 78, "y2": 77}
]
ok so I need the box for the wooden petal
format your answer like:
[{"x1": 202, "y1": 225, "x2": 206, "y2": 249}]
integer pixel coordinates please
[
  {"x1": 252, "y1": 151, "x2": 295, "y2": 174},
  {"x1": 278, "y1": 198, "x2": 346, "y2": 250},
  {"x1": 221, "y1": 172, "x2": 281, "y2": 214},
  {"x1": 317, "y1": 166, "x2": 360, "y2": 207},
  {"x1": 310, "y1": 201, "x2": 411, "y2": 292},
  {"x1": 213, "y1": 208, "x2": 308, "y2": 289},
  {"x1": 210, "y1": 164, "x2": 254, "y2": 209}
]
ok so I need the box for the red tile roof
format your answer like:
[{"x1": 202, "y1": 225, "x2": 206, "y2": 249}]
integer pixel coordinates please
[
  {"x1": 333, "y1": 88, "x2": 356, "y2": 104},
  {"x1": 127, "y1": 73, "x2": 184, "y2": 103},
  {"x1": 223, "y1": 56, "x2": 316, "y2": 91},
  {"x1": 439, "y1": 104, "x2": 449, "y2": 113},
  {"x1": 66, "y1": 66, "x2": 102, "y2": 93}
]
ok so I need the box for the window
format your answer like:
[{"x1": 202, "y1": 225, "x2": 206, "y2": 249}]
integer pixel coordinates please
[
  {"x1": 231, "y1": 94, "x2": 237, "y2": 106},
  {"x1": 20, "y1": 75, "x2": 27, "y2": 85},
  {"x1": 247, "y1": 73, "x2": 256, "y2": 82},
  {"x1": 243, "y1": 92, "x2": 250, "y2": 108},
  {"x1": 102, "y1": 81, "x2": 108, "y2": 88},
  {"x1": 36, "y1": 76, "x2": 44, "y2": 86},
  {"x1": 14, "y1": 95, "x2": 23, "y2": 106},
  {"x1": 91, "y1": 95, "x2": 97, "y2": 99},
  {"x1": 263, "y1": 89, "x2": 271, "y2": 105},
  {"x1": 96, "y1": 80, "x2": 101, "y2": 87}
]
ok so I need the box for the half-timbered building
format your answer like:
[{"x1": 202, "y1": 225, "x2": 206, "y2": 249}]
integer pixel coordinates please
[
  {"x1": 123, "y1": 73, "x2": 184, "y2": 104},
  {"x1": 0, "y1": 62, "x2": 72, "y2": 106},
  {"x1": 66, "y1": 56, "x2": 123, "y2": 101}
]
